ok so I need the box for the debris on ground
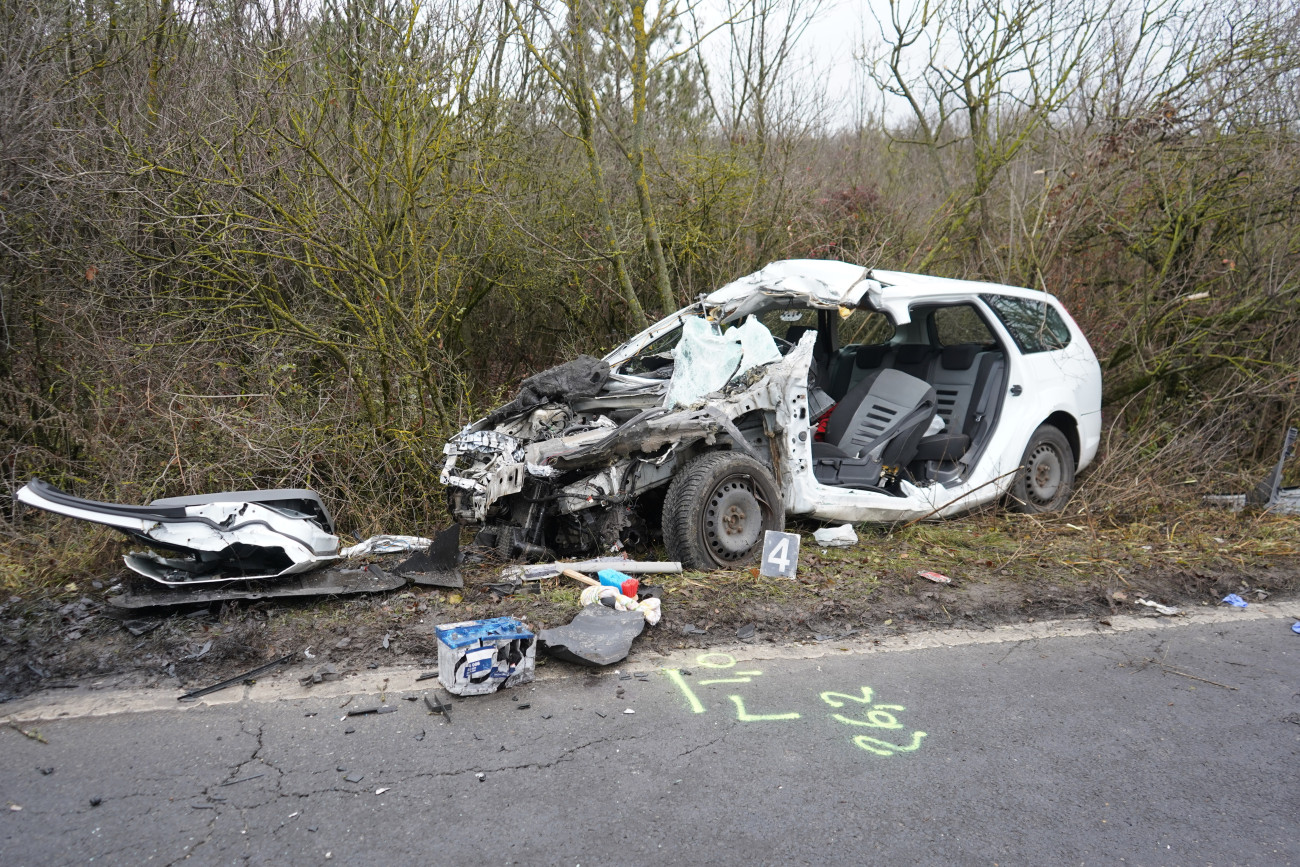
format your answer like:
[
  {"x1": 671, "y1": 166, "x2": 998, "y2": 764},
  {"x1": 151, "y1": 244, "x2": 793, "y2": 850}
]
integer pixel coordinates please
[
  {"x1": 579, "y1": 585, "x2": 662, "y2": 624},
  {"x1": 1136, "y1": 598, "x2": 1182, "y2": 616},
  {"x1": 917, "y1": 570, "x2": 953, "y2": 584},
  {"x1": 1221, "y1": 593, "x2": 1248, "y2": 608},
  {"x1": 392, "y1": 526, "x2": 463, "y2": 589},
  {"x1": 500, "y1": 559, "x2": 683, "y2": 583},
  {"x1": 178, "y1": 653, "x2": 295, "y2": 701},
  {"x1": 435, "y1": 617, "x2": 535, "y2": 696},
  {"x1": 17, "y1": 480, "x2": 341, "y2": 582},
  {"x1": 338, "y1": 535, "x2": 435, "y2": 558},
  {"x1": 598, "y1": 568, "x2": 640, "y2": 597},
  {"x1": 423, "y1": 692, "x2": 453, "y2": 721},
  {"x1": 10, "y1": 725, "x2": 48, "y2": 744},
  {"x1": 16, "y1": 478, "x2": 448, "y2": 603},
  {"x1": 484, "y1": 579, "x2": 541, "y2": 597},
  {"x1": 539, "y1": 606, "x2": 646, "y2": 666},
  {"x1": 813, "y1": 524, "x2": 859, "y2": 548},
  {"x1": 1204, "y1": 426, "x2": 1299, "y2": 515},
  {"x1": 737, "y1": 623, "x2": 757, "y2": 641},
  {"x1": 108, "y1": 564, "x2": 404, "y2": 609}
]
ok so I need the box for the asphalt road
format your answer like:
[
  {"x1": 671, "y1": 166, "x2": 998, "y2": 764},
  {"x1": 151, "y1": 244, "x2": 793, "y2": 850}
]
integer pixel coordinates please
[{"x1": 2, "y1": 608, "x2": 1298, "y2": 866}]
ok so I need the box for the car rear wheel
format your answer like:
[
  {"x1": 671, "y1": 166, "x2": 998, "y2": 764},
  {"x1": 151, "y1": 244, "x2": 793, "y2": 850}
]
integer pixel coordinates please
[
  {"x1": 1010, "y1": 424, "x2": 1076, "y2": 514},
  {"x1": 662, "y1": 451, "x2": 785, "y2": 570}
]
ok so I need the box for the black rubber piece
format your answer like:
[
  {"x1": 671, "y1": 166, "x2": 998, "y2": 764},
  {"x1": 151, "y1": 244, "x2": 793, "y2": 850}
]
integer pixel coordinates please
[
  {"x1": 1009, "y1": 424, "x2": 1076, "y2": 514},
  {"x1": 661, "y1": 451, "x2": 785, "y2": 570}
]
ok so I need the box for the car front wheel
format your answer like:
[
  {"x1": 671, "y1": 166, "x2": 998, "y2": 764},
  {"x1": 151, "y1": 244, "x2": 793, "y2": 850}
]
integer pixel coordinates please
[
  {"x1": 662, "y1": 451, "x2": 785, "y2": 570},
  {"x1": 1010, "y1": 424, "x2": 1076, "y2": 514}
]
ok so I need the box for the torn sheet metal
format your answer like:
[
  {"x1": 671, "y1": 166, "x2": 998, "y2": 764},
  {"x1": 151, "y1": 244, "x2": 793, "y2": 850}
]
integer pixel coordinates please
[
  {"x1": 107, "y1": 564, "x2": 404, "y2": 609},
  {"x1": 704, "y1": 260, "x2": 873, "y2": 315},
  {"x1": 393, "y1": 526, "x2": 463, "y2": 589},
  {"x1": 338, "y1": 534, "x2": 434, "y2": 558},
  {"x1": 17, "y1": 479, "x2": 340, "y2": 582},
  {"x1": 539, "y1": 605, "x2": 646, "y2": 666}
]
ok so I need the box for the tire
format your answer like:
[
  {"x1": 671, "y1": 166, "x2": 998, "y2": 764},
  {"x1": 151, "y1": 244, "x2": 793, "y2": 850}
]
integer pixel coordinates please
[
  {"x1": 1010, "y1": 424, "x2": 1076, "y2": 514},
  {"x1": 662, "y1": 451, "x2": 785, "y2": 570}
]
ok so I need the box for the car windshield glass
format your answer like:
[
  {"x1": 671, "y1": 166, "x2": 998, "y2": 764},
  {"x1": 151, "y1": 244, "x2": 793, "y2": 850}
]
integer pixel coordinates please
[
  {"x1": 981, "y1": 294, "x2": 1071, "y2": 353},
  {"x1": 618, "y1": 323, "x2": 684, "y2": 376}
]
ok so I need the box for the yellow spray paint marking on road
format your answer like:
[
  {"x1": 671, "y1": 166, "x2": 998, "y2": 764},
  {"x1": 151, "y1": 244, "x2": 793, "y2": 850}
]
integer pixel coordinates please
[
  {"x1": 664, "y1": 656, "x2": 925, "y2": 752},
  {"x1": 728, "y1": 695, "x2": 801, "y2": 722}
]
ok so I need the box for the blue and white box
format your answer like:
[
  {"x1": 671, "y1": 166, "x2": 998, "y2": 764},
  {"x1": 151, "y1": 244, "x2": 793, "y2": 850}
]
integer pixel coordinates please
[{"x1": 435, "y1": 617, "x2": 536, "y2": 696}]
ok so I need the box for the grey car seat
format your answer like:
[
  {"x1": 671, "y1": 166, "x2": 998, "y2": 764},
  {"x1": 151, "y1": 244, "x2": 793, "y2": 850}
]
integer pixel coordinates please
[{"x1": 812, "y1": 369, "x2": 938, "y2": 488}]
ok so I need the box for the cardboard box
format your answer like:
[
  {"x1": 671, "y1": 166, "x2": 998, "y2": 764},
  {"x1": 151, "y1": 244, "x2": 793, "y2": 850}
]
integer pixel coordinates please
[{"x1": 435, "y1": 617, "x2": 535, "y2": 696}]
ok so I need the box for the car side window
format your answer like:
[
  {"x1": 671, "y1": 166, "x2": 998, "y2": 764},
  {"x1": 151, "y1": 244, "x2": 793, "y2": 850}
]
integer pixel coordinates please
[
  {"x1": 839, "y1": 309, "x2": 894, "y2": 345},
  {"x1": 932, "y1": 304, "x2": 996, "y2": 346},
  {"x1": 981, "y1": 294, "x2": 1072, "y2": 353}
]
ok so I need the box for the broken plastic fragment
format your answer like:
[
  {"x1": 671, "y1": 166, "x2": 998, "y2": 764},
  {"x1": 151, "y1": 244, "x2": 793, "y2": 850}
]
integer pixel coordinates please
[
  {"x1": 1221, "y1": 593, "x2": 1248, "y2": 608},
  {"x1": 813, "y1": 524, "x2": 858, "y2": 547},
  {"x1": 1136, "y1": 598, "x2": 1181, "y2": 616},
  {"x1": 539, "y1": 606, "x2": 646, "y2": 666},
  {"x1": 916, "y1": 570, "x2": 952, "y2": 584}
]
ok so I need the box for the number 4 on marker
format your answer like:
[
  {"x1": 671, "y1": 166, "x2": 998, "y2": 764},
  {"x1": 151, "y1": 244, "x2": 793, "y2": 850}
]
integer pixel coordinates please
[{"x1": 767, "y1": 537, "x2": 790, "y2": 570}]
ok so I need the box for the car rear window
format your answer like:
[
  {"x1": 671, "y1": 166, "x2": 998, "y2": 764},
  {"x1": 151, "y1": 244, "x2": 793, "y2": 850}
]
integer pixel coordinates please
[{"x1": 981, "y1": 294, "x2": 1071, "y2": 353}]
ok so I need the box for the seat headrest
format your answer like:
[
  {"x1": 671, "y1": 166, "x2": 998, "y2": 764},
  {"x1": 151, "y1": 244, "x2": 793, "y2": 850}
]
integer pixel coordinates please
[
  {"x1": 854, "y1": 344, "x2": 890, "y2": 369},
  {"x1": 940, "y1": 344, "x2": 981, "y2": 370},
  {"x1": 895, "y1": 344, "x2": 932, "y2": 363},
  {"x1": 785, "y1": 325, "x2": 815, "y2": 344}
]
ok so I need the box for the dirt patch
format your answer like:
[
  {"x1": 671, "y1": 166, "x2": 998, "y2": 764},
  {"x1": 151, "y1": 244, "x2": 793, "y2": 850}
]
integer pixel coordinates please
[{"x1": 1, "y1": 509, "x2": 1297, "y2": 703}]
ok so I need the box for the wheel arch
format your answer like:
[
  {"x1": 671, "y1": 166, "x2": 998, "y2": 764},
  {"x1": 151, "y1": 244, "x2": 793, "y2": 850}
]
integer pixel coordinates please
[{"x1": 1043, "y1": 411, "x2": 1080, "y2": 468}]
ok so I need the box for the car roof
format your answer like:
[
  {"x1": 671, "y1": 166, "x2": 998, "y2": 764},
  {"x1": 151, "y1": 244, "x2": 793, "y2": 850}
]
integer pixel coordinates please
[
  {"x1": 704, "y1": 260, "x2": 1059, "y2": 324},
  {"x1": 868, "y1": 269, "x2": 1057, "y2": 322},
  {"x1": 705, "y1": 260, "x2": 872, "y2": 310}
]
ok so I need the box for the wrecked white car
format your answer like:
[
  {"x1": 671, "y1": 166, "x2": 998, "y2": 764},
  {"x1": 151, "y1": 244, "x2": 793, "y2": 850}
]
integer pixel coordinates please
[{"x1": 441, "y1": 260, "x2": 1102, "y2": 569}]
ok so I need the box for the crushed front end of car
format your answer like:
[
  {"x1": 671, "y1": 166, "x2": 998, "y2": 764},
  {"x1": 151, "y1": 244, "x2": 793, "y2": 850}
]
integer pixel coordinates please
[{"x1": 441, "y1": 289, "x2": 826, "y2": 566}]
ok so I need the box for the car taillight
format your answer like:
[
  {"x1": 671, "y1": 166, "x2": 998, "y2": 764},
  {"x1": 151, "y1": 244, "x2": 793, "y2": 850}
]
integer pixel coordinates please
[{"x1": 813, "y1": 403, "x2": 837, "y2": 441}]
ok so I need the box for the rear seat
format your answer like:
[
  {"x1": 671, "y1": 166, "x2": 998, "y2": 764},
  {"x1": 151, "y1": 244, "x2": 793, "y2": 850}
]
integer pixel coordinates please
[{"x1": 914, "y1": 344, "x2": 1005, "y2": 463}]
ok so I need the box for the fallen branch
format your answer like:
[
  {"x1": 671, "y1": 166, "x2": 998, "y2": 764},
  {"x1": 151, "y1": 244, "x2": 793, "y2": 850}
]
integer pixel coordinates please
[{"x1": 1161, "y1": 666, "x2": 1237, "y2": 690}]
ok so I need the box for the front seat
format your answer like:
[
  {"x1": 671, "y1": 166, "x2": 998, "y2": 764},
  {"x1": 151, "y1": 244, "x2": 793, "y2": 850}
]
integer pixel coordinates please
[{"x1": 812, "y1": 369, "x2": 937, "y2": 488}]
